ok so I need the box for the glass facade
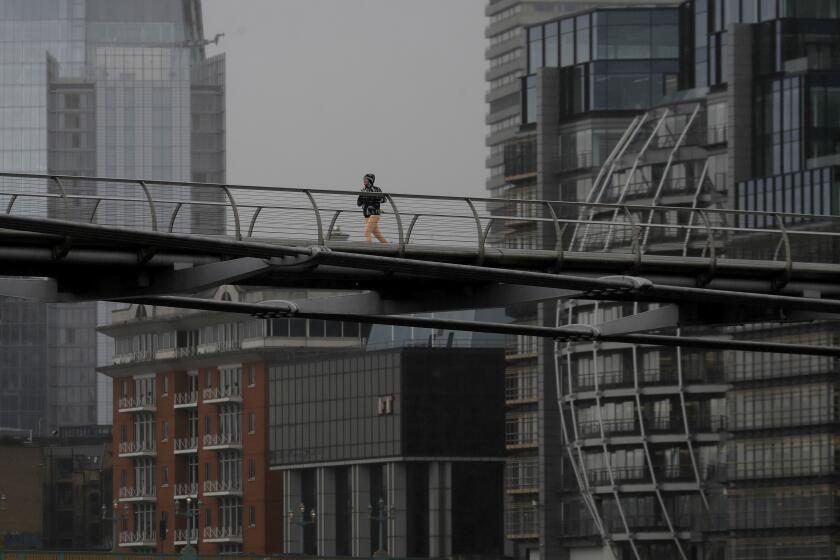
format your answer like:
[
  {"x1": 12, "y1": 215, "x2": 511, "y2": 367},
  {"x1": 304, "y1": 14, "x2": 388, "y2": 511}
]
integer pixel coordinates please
[
  {"x1": 268, "y1": 348, "x2": 505, "y2": 466},
  {"x1": 524, "y1": 8, "x2": 679, "y2": 122},
  {"x1": 0, "y1": 0, "x2": 225, "y2": 433},
  {"x1": 736, "y1": 167, "x2": 838, "y2": 223},
  {"x1": 497, "y1": 0, "x2": 840, "y2": 558}
]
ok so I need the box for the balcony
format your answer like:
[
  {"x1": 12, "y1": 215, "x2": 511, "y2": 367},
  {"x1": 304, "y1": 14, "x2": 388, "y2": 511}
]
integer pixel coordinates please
[
  {"x1": 118, "y1": 440, "x2": 156, "y2": 457},
  {"x1": 202, "y1": 386, "x2": 242, "y2": 404},
  {"x1": 203, "y1": 479, "x2": 243, "y2": 497},
  {"x1": 119, "y1": 530, "x2": 157, "y2": 547},
  {"x1": 173, "y1": 391, "x2": 198, "y2": 408},
  {"x1": 173, "y1": 436, "x2": 198, "y2": 454},
  {"x1": 198, "y1": 340, "x2": 241, "y2": 355},
  {"x1": 174, "y1": 482, "x2": 198, "y2": 500},
  {"x1": 587, "y1": 465, "x2": 648, "y2": 486},
  {"x1": 175, "y1": 346, "x2": 198, "y2": 359},
  {"x1": 505, "y1": 505, "x2": 539, "y2": 540},
  {"x1": 503, "y1": 139, "x2": 536, "y2": 180},
  {"x1": 559, "y1": 150, "x2": 594, "y2": 172},
  {"x1": 118, "y1": 486, "x2": 156, "y2": 502},
  {"x1": 202, "y1": 526, "x2": 243, "y2": 543},
  {"x1": 577, "y1": 418, "x2": 639, "y2": 439},
  {"x1": 174, "y1": 528, "x2": 198, "y2": 546},
  {"x1": 113, "y1": 351, "x2": 156, "y2": 365},
  {"x1": 203, "y1": 433, "x2": 242, "y2": 450},
  {"x1": 117, "y1": 396, "x2": 156, "y2": 413}
]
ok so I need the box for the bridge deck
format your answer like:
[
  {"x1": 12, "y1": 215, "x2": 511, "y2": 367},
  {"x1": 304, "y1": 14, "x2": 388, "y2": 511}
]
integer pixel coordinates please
[{"x1": 0, "y1": 171, "x2": 836, "y2": 299}]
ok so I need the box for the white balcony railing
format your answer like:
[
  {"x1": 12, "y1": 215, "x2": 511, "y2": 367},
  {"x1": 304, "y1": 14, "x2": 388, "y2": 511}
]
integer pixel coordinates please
[
  {"x1": 119, "y1": 530, "x2": 157, "y2": 546},
  {"x1": 218, "y1": 339, "x2": 241, "y2": 352},
  {"x1": 176, "y1": 346, "x2": 198, "y2": 358},
  {"x1": 113, "y1": 351, "x2": 155, "y2": 365},
  {"x1": 202, "y1": 386, "x2": 242, "y2": 403},
  {"x1": 203, "y1": 433, "x2": 242, "y2": 449},
  {"x1": 202, "y1": 526, "x2": 243, "y2": 542},
  {"x1": 203, "y1": 479, "x2": 243, "y2": 495},
  {"x1": 118, "y1": 440, "x2": 156, "y2": 456},
  {"x1": 174, "y1": 482, "x2": 198, "y2": 498},
  {"x1": 117, "y1": 396, "x2": 156, "y2": 412},
  {"x1": 173, "y1": 436, "x2": 198, "y2": 453},
  {"x1": 173, "y1": 391, "x2": 198, "y2": 407},
  {"x1": 118, "y1": 486, "x2": 156, "y2": 500},
  {"x1": 174, "y1": 528, "x2": 198, "y2": 545}
]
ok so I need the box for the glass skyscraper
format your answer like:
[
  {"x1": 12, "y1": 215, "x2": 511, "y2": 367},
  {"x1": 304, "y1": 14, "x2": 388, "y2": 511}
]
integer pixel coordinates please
[{"x1": 0, "y1": 0, "x2": 224, "y2": 433}]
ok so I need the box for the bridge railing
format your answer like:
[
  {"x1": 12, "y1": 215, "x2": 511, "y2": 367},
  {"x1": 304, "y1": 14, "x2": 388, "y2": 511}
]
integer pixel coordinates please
[{"x1": 0, "y1": 172, "x2": 839, "y2": 267}]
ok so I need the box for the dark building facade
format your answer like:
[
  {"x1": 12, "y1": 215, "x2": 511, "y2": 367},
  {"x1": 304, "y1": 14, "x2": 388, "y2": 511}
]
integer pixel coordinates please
[
  {"x1": 489, "y1": 0, "x2": 840, "y2": 559},
  {"x1": 0, "y1": 425, "x2": 112, "y2": 551},
  {"x1": 269, "y1": 347, "x2": 506, "y2": 558}
]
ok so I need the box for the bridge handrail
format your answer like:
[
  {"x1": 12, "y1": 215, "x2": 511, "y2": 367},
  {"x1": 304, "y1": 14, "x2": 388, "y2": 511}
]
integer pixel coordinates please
[
  {"x1": 5, "y1": 188, "x2": 840, "y2": 239},
  {"x1": 4, "y1": 171, "x2": 840, "y2": 267},
  {"x1": 2, "y1": 170, "x2": 840, "y2": 222}
]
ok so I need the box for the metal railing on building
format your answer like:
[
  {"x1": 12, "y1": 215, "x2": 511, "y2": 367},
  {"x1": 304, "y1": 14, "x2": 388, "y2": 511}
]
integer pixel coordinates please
[
  {"x1": 203, "y1": 433, "x2": 242, "y2": 448},
  {"x1": 203, "y1": 479, "x2": 243, "y2": 495},
  {"x1": 202, "y1": 526, "x2": 243, "y2": 542},
  {"x1": 173, "y1": 390, "x2": 198, "y2": 407},
  {"x1": 118, "y1": 486, "x2": 156, "y2": 500},
  {"x1": 118, "y1": 440, "x2": 156, "y2": 455},
  {"x1": 173, "y1": 436, "x2": 198, "y2": 452}
]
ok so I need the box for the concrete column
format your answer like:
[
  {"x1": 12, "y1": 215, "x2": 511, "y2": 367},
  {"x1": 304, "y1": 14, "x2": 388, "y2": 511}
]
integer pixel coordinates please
[
  {"x1": 350, "y1": 464, "x2": 371, "y2": 557},
  {"x1": 385, "y1": 462, "x2": 408, "y2": 558},
  {"x1": 316, "y1": 467, "x2": 336, "y2": 556},
  {"x1": 536, "y1": 66, "x2": 561, "y2": 237},
  {"x1": 282, "y1": 470, "x2": 303, "y2": 553},
  {"x1": 428, "y1": 461, "x2": 452, "y2": 557},
  {"x1": 726, "y1": 24, "x2": 754, "y2": 204}
]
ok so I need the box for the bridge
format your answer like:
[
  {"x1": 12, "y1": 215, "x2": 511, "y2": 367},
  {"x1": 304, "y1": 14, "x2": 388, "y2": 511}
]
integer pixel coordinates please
[{"x1": 0, "y1": 171, "x2": 838, "y2": 355}]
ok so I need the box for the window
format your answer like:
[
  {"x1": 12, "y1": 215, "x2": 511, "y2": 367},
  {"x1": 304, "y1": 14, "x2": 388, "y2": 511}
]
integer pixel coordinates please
[
  {"x1": 248, "y1": 458, "x2": 256, "y2": 480},
  {"x1": 205, "y1": 509, "x2": 212, "y2": 528},
  {"x1": 248, "y1": 412, "x2": 256, "y2": 434},
  {"x1": 121, "y1": 381, "x2": 128, "y2": 398},
  {"x1": 161, "y1": 420, "x2": 168, "y2": 441},
  {"x1": 64, "y1": 93, "x2": 80, "y2": 110},
  {"x1": 162, "y1": 376, "x2": 169, "y2": 396},
  {"x1": 248, "y1": 366, "x2": 255, "y2": 387},
  {"x1": 120, "y1": 424, "x2": 127, "y2": 443},
  {"x1": 249, "y1": 505, "x2": 256, "y2": 528},
  {"x1": 205, "y1": 416, "x2": 211, "y2": 435},
  {"x1": 162, "y1": 465, "x2": 169, "y2": 486},
  {"x1": 205, "y1": 463, "x2": 211, "y2": 480},
  {"x1": 205, "y1": 370, "x2": 213, "y2": 388}
]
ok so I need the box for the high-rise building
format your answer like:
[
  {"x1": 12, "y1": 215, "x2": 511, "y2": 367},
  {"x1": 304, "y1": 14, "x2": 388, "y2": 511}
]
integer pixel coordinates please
[
  {"x1": 0, "y1": 0, "x2": 225, "y2": 434},
  {"x1": 488, "y1": 0, "x2": 840, "y2": 559}
]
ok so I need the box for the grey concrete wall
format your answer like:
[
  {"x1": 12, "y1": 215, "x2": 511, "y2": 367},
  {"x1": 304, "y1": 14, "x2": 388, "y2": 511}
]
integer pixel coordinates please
[{"x1": 726, "y1": 23, "x2": 754, "y2": 202}]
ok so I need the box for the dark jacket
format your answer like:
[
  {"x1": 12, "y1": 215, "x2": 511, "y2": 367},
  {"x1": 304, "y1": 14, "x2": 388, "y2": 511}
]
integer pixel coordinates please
[{"x1": 357, "y1": 185, "x2": 385, "y2": 217}]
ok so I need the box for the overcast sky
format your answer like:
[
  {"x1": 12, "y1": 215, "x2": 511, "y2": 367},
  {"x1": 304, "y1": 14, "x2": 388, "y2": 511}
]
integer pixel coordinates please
[{"x1": 202, "y1": 0, "x2": 487, "y2": 197}]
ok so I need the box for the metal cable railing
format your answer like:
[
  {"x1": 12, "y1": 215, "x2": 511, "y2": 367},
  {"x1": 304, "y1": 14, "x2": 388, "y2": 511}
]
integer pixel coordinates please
[{"x1": 1, "y1": 171, "x2": 840, "y2": 269}]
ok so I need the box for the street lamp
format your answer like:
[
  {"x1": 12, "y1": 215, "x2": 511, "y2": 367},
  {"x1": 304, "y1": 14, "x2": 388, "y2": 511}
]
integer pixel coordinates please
[
  {"x1": 368, "y1": 498, "x2": 394, "y2": 560},
  {"x1": 287, "y1": 502, "x2": 316, "y2": 554},
  {"x1": 174, "y1": 496, "x2": 202, "y2": 558},
  {"x1": 100, "y1": 500, "x2": 119, "y2": 552},
  {"x1": 0, "y1": 493, "x2": 7, "y2": 549}
]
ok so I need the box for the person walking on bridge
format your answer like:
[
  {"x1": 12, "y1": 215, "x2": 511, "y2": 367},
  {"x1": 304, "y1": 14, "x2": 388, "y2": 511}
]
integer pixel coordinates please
[{"x1": 357, "y1": 172, "x2": 388, "y2": 243}]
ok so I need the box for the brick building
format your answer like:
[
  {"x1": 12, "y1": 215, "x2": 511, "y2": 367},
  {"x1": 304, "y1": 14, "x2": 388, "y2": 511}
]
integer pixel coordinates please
[{"x1": 100, "y1": 287, "x2": 365, "y2": 554}]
